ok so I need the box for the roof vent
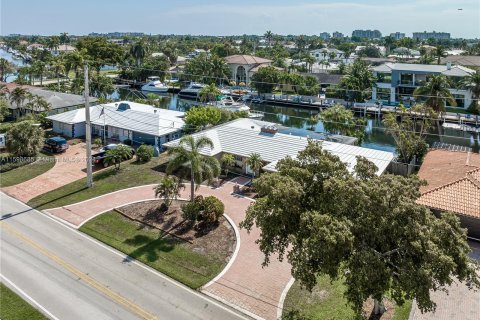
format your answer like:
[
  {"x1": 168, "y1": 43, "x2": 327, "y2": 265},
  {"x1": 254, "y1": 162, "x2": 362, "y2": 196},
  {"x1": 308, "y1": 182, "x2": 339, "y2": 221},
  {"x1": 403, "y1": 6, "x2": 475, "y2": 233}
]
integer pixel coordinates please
[
  {"x1": 117, "y1": 103, "x2": 131, "y2": 111},
  {"x1": 261, "y1": 125, "x2": 278, "y2": 135},
  {"x1": 447, "y1": 62, "x2": 452, "y2": 70},
  {"x1": 154, "y1": 109, "x2": 157, "y2": 113}
]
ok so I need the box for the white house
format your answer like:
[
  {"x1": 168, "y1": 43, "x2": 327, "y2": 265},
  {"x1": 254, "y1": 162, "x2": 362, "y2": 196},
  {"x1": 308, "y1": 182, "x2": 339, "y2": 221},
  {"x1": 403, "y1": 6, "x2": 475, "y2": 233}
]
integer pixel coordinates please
[
  {"x1": 309, "y1": 48, "x2": 345, "y2": 62},
  {"x1": 224, "y1": 55, "x2": 273, "y2": 85},
  {"x1": 164, "y1": 118, "x2": 394, "y2": 176},
  {"x1": 47, "y1": 101, "x2": 185, "y2": 148}
]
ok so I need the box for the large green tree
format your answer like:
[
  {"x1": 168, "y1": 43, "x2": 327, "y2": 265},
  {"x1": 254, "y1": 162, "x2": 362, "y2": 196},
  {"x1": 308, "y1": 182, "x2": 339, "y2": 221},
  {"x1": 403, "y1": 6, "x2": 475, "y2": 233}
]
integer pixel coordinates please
[
  {"x1": 338, "y1": 60, "x2": 376, "y2": 102},
  {"x1": 241, "y1": 141, "x2": 479, "y2": 317},
  {"x1": 250, "y1": 66, "x2": 280, "y2": 94},
  {"x1": 6, "y1": 120, "x2": 45, "y2": 157},
  {"x1": 461, "y1": 69, "x2": 480, "y2": 114},
  {"x1": 166, "y1": 135, "x2": 220, "y2": 201},
  {"x1": 184, "y1": 106, "x2": 221, "y2": 131},
  {"x1": 414, "y1": 75, "x2": 455, "y2": 113},
  {"x1": 0, "y1": 58, "x2": 15, "y2": 82},
  {"x1": 9, "y1": 87, "x2": 29, "y2": 116},
  {"x1": 319, "y1": 104, "x2": 366, "y2": 142}
]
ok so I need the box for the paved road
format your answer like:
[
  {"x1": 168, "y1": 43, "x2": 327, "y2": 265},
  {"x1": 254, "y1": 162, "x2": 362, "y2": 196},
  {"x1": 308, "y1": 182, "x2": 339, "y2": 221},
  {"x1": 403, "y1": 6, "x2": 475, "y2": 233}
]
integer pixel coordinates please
[{"x1": 0, "y1": 192, "x2": 249, "y2": 320}]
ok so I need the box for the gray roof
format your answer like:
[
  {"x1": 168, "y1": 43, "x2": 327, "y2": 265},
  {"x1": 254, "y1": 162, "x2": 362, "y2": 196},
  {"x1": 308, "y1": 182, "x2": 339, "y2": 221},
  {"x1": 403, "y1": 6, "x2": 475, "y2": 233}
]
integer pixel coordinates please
[
  {"x1": 304, "y1": 73, "x2": 343, "y2": 85},
  {"x1": 47, "y1": 101, "x2": 185, "y2": 137},
  {"x1": 164, "y1": 118, "x2": 394, "y2": 175},
  {"x1": 7, "y1": 88, "x2": 98, "y2": 111},
  {"x1": 440, "y1": 55, "x2": 480, "y2": 67},
  {"x1": 372, "y1": 63, "x2": 475, "y2": 76}
]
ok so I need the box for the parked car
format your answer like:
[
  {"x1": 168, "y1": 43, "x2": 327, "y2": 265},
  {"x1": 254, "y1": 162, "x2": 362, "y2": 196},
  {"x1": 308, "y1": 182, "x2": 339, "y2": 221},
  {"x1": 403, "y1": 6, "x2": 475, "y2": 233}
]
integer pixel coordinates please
[
  {"x1": 43, "y1": 137, "x2": 69, "y2": 153},
  {"x1": 92, "y1": 143, "x2": 135, "y2": 167}
]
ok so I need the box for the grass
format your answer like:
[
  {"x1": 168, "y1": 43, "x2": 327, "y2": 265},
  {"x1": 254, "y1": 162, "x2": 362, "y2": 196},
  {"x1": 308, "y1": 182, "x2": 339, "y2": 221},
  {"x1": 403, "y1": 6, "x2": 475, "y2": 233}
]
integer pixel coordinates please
[
  {"x1": 28, "y1": 155, "x2": 169, "y2": 210},
  {"x1": 0, "y1": 152, "x2": 55, "y2": 188},
  {"x1": 283, "y1": 275, "x2": 412, "y2": 320},
  {"x1": 445, "y1": 107, "x2": 474, "y2": 115},
  {"x1": 79, "y1": 211, "x2": 225, "y2": 289},
  {"x1": 0, "y1": 283, "x2": 48, "y2": 320}
]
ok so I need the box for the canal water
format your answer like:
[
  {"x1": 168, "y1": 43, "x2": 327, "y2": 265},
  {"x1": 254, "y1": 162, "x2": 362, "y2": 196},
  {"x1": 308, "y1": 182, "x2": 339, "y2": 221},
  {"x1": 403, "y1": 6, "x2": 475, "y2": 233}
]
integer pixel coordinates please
[{"x1": 111, "y1": 89, "x2": 480, "y2": 153}]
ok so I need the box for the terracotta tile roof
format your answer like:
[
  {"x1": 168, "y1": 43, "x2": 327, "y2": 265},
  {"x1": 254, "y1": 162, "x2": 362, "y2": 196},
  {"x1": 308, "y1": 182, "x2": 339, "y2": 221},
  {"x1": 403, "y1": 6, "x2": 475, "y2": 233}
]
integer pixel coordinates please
[
  {"x1": 417, "y1": 149, "x2": 480, "y2": 218},
  {"x1": 225, "y1": 55, "x2": 272, "y2": 65}
]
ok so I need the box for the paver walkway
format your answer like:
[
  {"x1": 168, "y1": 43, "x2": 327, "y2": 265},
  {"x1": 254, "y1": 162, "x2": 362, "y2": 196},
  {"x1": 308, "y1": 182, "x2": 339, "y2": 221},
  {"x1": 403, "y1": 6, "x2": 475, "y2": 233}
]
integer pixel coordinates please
[
  {"x1": 2, "y1": 143, "x2": 90, "y2": 203},
  {"x1": 45, "y1": 180, "x2": 292, "y2": 320}
]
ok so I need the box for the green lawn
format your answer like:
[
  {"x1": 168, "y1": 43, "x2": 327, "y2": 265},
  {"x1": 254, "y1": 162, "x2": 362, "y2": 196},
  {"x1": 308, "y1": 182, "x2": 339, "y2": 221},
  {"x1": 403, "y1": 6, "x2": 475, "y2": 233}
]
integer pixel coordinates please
[
  {"x1": 445, "y1": 107, "x2": 474, "y2": 115},
  {"x1": 28, "y1": 155, "x2": 168, "y2": 210},
  {"x1": 0, "y1": 152, "x2": 55, "y2": 188},
  {"x1": 283, "y1": 275, "x2": 412, "y2": 320},
  {"x1": 0, "y1": 283, "x2": 48, "y2": 320},
  {"x1": 80, "y1": 211, "x2": 225, "y2": 289}
]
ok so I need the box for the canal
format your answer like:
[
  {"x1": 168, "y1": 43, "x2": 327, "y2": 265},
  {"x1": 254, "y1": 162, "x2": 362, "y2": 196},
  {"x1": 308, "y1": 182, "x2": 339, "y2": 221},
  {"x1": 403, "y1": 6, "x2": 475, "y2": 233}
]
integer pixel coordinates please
[{"x1": 111, "y1": 89, "x2": 480, "y2": 153}]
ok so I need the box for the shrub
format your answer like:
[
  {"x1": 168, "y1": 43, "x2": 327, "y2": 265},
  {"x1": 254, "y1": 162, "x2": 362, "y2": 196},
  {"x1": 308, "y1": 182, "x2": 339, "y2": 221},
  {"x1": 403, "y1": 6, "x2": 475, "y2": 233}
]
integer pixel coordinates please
[
  {"x1": 6, "y1": 121, "x2": 45, "y2": 157},
  {"x1": 94, "y1": 137, "x2": 103, "y2": 148},
  {"x1": 201, "y1": 196, "x2": 224, "y2": 223},
  {"x1": 181, "y1": 201, "x2": 201, "y2": 221},
  {"x1": 136, "y1": 144, "x2": 154, "y2": 162}
]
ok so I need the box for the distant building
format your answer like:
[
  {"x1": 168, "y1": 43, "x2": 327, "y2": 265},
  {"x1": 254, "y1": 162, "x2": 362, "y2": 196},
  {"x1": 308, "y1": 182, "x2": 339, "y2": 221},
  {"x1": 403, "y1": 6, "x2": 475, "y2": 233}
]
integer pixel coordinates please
[
  {"x1": 440, "y1": 55, "x2": 480, "y2": 68},
  {"x1": 352, "y1": 29, "x2": 382, "y2": 39},
  {"x1": 389, "y1": 32, "x2": 406, "y2": 40},
  {"x1": 187, "y1": 49, "x2": 208, "y2": 58},
  {"x1": 309, "y1": 48, "x2": 345, "y2": 61},
  {"x1": 225, "y1": 55, "x2": 273, "y2": 85},
  {"x1": 332, "y1": 31, "x2": 344, "y2": 38},
  {"x1": 371, "y1": 63, "x2": 474, "y2": 108},
  {"x1": 319, "y1": 32, "x2": 331, "y2": 40},
  {"x1": 412, "y1": 31, "x2": 450, "y2": 40}
]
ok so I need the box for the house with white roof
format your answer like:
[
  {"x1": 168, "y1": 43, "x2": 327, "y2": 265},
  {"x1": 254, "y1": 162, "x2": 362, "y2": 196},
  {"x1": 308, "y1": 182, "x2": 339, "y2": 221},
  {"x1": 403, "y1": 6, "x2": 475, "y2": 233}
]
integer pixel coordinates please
[
  {"x1": 47, "y1": 101, "x2": 185, "y2": 147},
  {"x1": 371, "y1": 63, "x2": 475, "y2": 108},
  {"x1": 309, "y1": 48, "x2": 345, "y2": 62},
  {"x1": 163, "y1": 118, "x2": 394, "y2": 176}
]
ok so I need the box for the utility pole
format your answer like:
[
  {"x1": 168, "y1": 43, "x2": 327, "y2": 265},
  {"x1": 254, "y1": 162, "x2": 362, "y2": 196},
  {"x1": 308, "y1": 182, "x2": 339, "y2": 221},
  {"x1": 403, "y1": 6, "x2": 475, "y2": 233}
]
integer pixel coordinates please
[{"x1": 84, "y1": 64, "x2": 93, "y2": 188}]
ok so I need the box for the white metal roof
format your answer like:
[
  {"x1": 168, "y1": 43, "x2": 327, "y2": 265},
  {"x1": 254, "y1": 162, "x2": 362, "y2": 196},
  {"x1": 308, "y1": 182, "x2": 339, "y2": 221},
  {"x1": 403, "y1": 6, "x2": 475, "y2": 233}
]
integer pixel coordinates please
[
  {"x1": 372, "y1": 63, "x2": 475, "y2": 75},
  {"x1": 164, "y1": 118, "x2": 394, "y2": 175},
  {"x1": 47, "y1": 101, "x2": 185, "y2": 137}
]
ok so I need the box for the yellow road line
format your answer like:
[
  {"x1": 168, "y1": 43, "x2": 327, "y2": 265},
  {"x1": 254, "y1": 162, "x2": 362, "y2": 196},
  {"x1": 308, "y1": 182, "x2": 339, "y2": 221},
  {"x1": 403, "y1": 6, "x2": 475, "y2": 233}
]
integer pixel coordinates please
[{"x1": 0, "y1": 221, "x2": 158, "y2": 320}]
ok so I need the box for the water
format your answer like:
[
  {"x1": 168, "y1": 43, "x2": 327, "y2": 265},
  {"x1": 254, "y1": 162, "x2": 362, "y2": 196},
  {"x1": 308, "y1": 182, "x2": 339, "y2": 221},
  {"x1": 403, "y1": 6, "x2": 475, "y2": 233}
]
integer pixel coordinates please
[
  {"x1": 111, "y1": 88, "x2": 480, "y2": 153},
  {"x1": 0, "y1": 48, "x2": 28, "y2": 82}
]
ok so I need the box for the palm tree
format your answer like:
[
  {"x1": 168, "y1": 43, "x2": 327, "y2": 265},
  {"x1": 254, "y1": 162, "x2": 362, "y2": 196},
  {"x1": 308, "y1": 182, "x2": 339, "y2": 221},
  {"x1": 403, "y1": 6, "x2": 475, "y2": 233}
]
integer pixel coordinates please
[
  {"x1": 166, "y1": 135, "x2": 221, "y2": 201},
  {"x1": 50, "y1": 57, "x2": 65, "y2": 91},
  {"x1": 221, "y1": 153, "x2": 235, "y2": 177},
  {"x1": 130, "y1": 41, "x2": 146, "y2": 66},
  {"x1": 434, "y1": 45, "x2": 447, "y2": 65},
  {"x1": 0, "y1": 83, "x2": 9, "y2": 97},
  {"x1": 246, "y1": 153, "x2": 263, "y2": 178},
  {"x1": 31, "y1": 61, "x2": 46, "y2": 86},
  {"x1": 59, "y1": 32, "x2": 70, "y2": 46},
  {"x1": 6, "y1": 120, "x2": 45, "y2": 157},
  {"x1": 9, "y1": 87, "x2": 29, "y2": 116},
  {"x1": 26, "y1": 95, "x2": 51, "y2": 113},
  {"x1": 304, "y1": 55, "x2": 316, "y2": 73},
  {"x1": 461, "y1": 70, "x2": 480, "y2": 111},
  {"x1": 264, "y1": 30, "x2": 274, "y2": 47},
  {"x1": 103, "y1": 145, "x2": 133, "y2": 171},
  {"x1": 199, "y1": 84, "x2": 221, "y2": 103},
  {"x1": 0, "y1": 58, "x2": 15, "y2": 82},
  {"x1": 414, "y1": 75, "x2": 455, "y2": 113},
  {"x1": 154, "y1": 175, "x2": 185, "y2": 209}
]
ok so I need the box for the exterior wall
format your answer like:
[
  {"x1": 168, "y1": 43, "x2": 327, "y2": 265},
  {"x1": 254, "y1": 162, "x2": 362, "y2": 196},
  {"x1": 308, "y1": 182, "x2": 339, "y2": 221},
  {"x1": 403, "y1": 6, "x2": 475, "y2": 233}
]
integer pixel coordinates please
[
  {"x1": 52, "y1": 121, "x2": 73, "y2": 138},
  {"x1": 108, "y1": 126, "x2": 131, "y2": 142},
  {"x1": 458, "y1": 215, "x2": 480, "y2": 240},
  {"x1": 73, "y1": 122, "x2": 86, "y2": 137}
]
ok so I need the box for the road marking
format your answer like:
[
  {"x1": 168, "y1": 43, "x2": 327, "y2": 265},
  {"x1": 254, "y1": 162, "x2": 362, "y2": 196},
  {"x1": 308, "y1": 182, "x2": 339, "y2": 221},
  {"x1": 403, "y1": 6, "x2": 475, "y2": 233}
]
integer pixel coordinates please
[
  {"x1": 0, "y1": 221, "x2": 158, "y2": 320},
  {"x1": 0, "y1": 274, "x2": 61, "y2": 320}
]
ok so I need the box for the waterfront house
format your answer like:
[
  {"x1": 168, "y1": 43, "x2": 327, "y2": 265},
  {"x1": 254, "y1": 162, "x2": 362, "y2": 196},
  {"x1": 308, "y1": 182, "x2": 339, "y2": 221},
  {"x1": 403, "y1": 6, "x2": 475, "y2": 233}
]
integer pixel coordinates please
[
  {"x1": 4, "y1": 83, "x2": 98, "y2": 119},
  {"x1": 225, "y1": 55, "x2": 273, "y2": 85},
  {"x1": 47, "y1": 101, "x2": 184, "y2": 148},
  {"x1": 371, "y1": 63, "x2": 475, "y2": 108},
  {"x1": 417, "y1": 149, "x2": 480, "y2": 238},
  {"x1": 309, "y1": 48, "x2": 345, "y2": 62},
  {"x1": 163, "y1": 118, "x2": 394, "y2": 176}
]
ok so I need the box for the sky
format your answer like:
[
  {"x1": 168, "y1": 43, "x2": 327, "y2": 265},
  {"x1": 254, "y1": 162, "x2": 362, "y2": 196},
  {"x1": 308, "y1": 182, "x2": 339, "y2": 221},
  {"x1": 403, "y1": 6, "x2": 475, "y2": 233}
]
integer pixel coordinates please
[{"x1": 1, "y1": 0, "x2": 479, "y2": 38}]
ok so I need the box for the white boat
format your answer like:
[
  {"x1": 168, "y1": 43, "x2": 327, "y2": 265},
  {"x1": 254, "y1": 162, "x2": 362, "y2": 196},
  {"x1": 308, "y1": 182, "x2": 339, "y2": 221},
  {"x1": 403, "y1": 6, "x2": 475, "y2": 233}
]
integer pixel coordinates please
[
  {"x1": 178, "y1": 82, "x2": 206, "y2": 99},
  {"x1": 208, "y1": 96, "x2": 250, "y2": 113},
  {"x1": 141, "y1": 76, "x2": 169, "y2": 93}
]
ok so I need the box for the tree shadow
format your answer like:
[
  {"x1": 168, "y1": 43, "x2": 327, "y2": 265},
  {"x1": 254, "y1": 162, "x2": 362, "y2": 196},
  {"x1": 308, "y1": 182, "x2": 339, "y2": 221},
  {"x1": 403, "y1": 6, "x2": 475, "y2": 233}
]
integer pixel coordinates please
[{"x1": 122, "y1": 233, "x2": 178, "y2": 263}]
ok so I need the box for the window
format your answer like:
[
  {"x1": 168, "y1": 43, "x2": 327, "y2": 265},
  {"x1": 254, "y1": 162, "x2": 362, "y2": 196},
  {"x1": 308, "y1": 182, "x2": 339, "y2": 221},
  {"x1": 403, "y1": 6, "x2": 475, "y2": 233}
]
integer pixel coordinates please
[
  {"x1": 377, "y1": 88, "x2": 390, "y2": 101},
  {"x1": 234, "y1": 155, "x2": 242, "y2": 161},
  {"x1": 451, "y1": 94, "x2": 464, "y2": 108},
  {"x1": 400, "y1": 73, "x2": 414, "y2": 85},
  {"x1": 377, "y1": 73, "x2": 391, "y2": 83}
]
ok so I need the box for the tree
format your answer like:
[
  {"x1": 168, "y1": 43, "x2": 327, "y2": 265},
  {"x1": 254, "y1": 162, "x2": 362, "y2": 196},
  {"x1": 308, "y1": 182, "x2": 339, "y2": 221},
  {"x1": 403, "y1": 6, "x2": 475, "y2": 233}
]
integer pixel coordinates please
[
  {"x1": 199, "y1": 84, "x2": 221, "y2": 103},
  {"x1": 338, "y1": 60, "x2": 376, "y2": 102},
  {"x1": 154, "y1": 175, "x2": 184, "y2": 209},
  {"x1": 31, "y1": 60, "x2": 46, "y2": 85},
  {"x1": 184, "y1": 106, "x2": 221, "y2": 131},
  {"x1": 130, "y1": 41, "x2": 147, "y2": 66},
  {"x1": 166, "y1": 135, "x2": 221, "y2": 201},
  {"x1": 221, "y1": 153, "x2": 235, "y2": 177},
  {"x1": 25, "y1": 95, "x2": 51, "y2": 113},
  {"x1": 246, "y1": 153, "x2": 263, "y2": 177},
  {"x1": 59, "y1": 32, "x2": 70, "y2": 46},
  {"x1": 103, "y1": 145, "x2": 132, "y2": 171},
  {"x1": 383, "y1": 104, "x2": 434, "y2": 163},
  {"x1": 0, "y1": 98, "x2": 10, "y2": 122},
  {"x1": 358, "y1": 45, "x2": 381, "y2": 58},
  {"x1": 319, "y1": 104, "x2": 366, "y2": 142},
  {"x1": 136, "y1": 144, "x2": 154, "y2": 162},
  {"x1": 202, "y1": 196, "x2": 224, "y2": 223},
  {"x1": 251, "y1": 66, "x2": 280, "y2": 94},
  {"x1": 50, "y1": 57, "x2": 66, "y2": 91},
  {"x1": 9, "y1": 87, "x2": 29, "y2": 116},
  {"x1": 414, "y1": 75, "x2": 455, "y2": 113},
  {"x1": 184, "y1": 54, "x2": 230, "y2": 85},
  {"x1": 240, "y1": 140, "x2": 480, "y2": 317},
  {"x1": 264, "y1": 30, "x2": 274, "y2": 48},
  {"x1": 0, "y1": 58, "x2": 15, "y2": 82},
  {"x1": 461, "y1": 70, "x2": 480, "y2": 113},
  {"x1": 6, "y1": 120, "x2": 45, "y2": 157},
  {"x1": 434, "y1": 45, "x2": 447, "y2": 65},
  {"x1": 94, "y1": 137, "x2": 103, "y2": 148}
]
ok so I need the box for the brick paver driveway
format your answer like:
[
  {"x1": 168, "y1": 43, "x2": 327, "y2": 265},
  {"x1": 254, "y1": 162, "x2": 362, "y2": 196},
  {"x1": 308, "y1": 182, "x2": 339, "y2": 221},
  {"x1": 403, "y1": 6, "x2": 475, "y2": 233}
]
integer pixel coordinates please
[
  {"x1": 2, "y1": 143, "x2": 89, "y2": 203},
  {"x1": 45, "y1": 180, "x2": 292, "y2": 319}
]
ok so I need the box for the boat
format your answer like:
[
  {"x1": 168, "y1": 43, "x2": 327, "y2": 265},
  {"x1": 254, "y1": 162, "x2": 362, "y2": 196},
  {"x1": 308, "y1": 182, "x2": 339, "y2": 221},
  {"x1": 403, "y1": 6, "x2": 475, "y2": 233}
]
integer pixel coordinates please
[
  {"x1": 141, "y1": 76, "x2": 169, "y2": 93},
  {"x1": 178, "y1": 82, "x2": 206, "y2": 99},
  {"x1": 208, "y1": 96, "x2": 250, "y2": 113}
]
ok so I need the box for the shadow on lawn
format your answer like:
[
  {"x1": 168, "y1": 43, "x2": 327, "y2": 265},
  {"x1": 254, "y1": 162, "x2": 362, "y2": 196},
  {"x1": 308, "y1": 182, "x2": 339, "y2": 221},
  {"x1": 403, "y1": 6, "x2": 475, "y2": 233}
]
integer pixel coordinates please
[{"x1": 122, "y1": 234, "x2": 178, "y2": 263}]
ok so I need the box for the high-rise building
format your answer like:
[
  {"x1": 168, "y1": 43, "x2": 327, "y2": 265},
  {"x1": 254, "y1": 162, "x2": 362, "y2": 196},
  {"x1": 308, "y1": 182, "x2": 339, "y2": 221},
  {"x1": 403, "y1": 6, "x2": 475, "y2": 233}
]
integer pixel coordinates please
[
  {"x1": 412, "y1": 31, "x2": 450, "y2": 40},
  {"x1": 352, "y1": 29, "x2": 382, "y2": 39},
  {"x1": 332, "y1": 31, "x2": 344, "y2": 38},
  {"x1": 389, "y1": 32, "x2": 406, "y2": 40},
  {"x1": 319, "y1": 32, "x2": 331, "y2": 40}
]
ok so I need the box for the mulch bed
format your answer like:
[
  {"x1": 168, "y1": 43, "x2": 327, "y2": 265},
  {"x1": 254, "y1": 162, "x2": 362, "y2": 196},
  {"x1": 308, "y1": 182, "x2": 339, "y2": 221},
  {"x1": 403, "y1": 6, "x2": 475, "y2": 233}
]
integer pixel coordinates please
[
  {"x1": 116, "y1": 199, "x2": 236, "y2": 263},
  {"x1": 362, "y1": 298, "x2": 397, "y2": 320}
]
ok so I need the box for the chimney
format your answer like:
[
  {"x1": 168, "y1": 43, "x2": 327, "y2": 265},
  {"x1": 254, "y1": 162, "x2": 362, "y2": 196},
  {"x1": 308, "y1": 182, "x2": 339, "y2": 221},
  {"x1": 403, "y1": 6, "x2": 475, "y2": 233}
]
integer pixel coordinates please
[
  {"x1": 154, "y1": 109, "x2": 157, "y2": 113},
  {"x1": 447, "y1": 62, "x2": 451, "y2": 70}
]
